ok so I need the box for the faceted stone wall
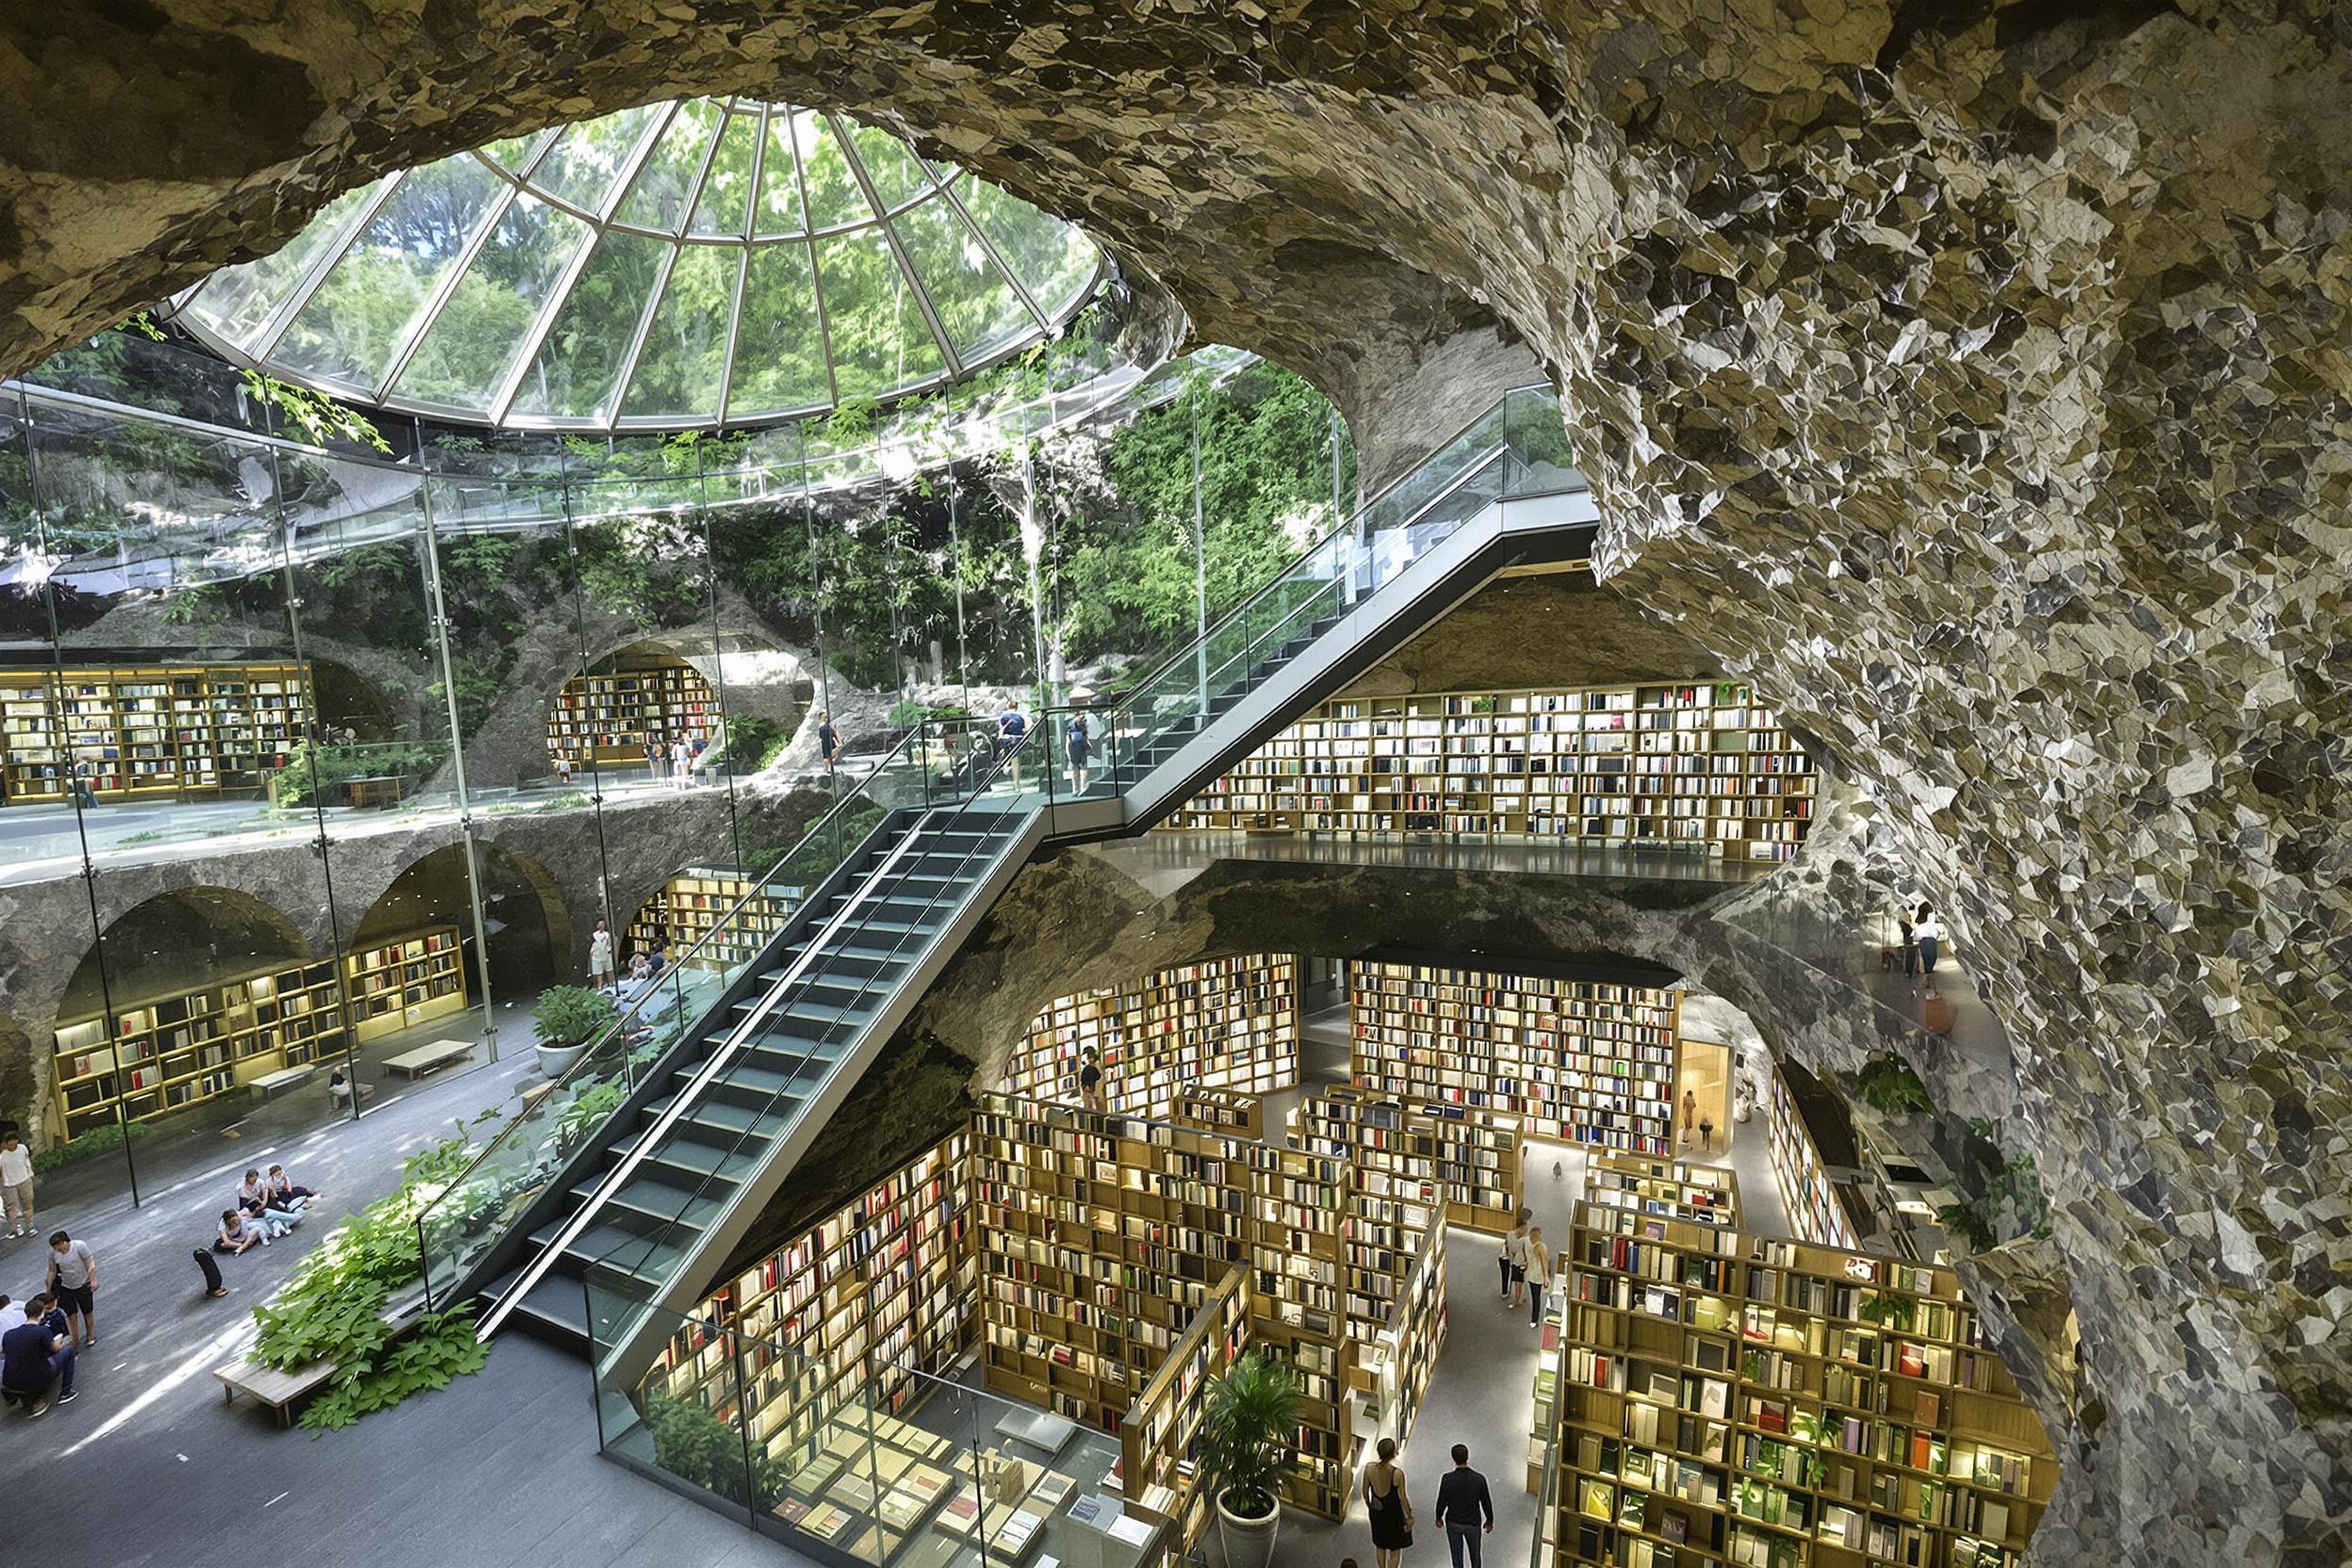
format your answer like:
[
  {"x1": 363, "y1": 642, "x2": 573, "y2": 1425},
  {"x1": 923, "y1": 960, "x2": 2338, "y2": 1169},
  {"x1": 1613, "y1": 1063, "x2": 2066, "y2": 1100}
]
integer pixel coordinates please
[{"x1": 3, "y1": 4, "x2": 2348, "y2": 1560}]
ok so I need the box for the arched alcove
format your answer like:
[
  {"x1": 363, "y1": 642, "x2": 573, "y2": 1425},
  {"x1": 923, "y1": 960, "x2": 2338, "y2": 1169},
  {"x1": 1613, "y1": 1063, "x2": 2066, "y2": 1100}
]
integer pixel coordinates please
[
  {"x1": 356, "y1": 841, "x2": 571, "y2": 1000},
  {"x1": 58, "y1": 885, "x2": 315, "y2": 1023}
]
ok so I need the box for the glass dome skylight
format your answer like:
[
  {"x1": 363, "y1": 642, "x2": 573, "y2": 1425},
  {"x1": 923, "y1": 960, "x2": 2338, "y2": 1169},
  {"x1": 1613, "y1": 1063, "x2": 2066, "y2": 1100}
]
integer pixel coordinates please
[{"x1": 167, "y1": 98, "x2": 1102, "y2": 433}]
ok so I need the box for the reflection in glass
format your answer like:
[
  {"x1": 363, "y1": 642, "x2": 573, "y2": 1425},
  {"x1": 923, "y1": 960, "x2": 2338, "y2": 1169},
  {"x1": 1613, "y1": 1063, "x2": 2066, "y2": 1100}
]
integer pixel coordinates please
[
  {"x1": 816, "y1": 227, "x2": 946, "y2": 403},
  {"x1": 623, "y1": 246, "x2": 743, "y2": 420}
]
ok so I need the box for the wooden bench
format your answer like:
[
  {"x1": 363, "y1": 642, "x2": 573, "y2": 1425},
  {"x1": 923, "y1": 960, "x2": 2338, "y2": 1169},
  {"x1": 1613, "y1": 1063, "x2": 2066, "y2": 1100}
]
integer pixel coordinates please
[
  {"x1": 343, "y1": 775, "x2": 403, "y2": 809},
  {"x1": 248, "y1": 1065, "x2": 316, "y2": 1099},
  {"x1": 215, "y1": 1356, "x2": 337, "y2": 1429},
  {"x1": 381, "y1": 1038, "x2": 474, "y2": 1079}
]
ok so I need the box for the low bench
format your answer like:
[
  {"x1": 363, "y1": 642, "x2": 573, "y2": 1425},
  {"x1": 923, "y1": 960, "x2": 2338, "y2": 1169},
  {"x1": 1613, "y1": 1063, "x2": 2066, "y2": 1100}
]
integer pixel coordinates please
[
  {"x1": 249, "y1": 1065, "x2": 316, "y2": 1099},
  {"x1": 382, "y1": 1038, "x2": 474, "y2": 1079},
  {"x1": 215, "y1": 1356, "x2": 337, "y2": 1429}
]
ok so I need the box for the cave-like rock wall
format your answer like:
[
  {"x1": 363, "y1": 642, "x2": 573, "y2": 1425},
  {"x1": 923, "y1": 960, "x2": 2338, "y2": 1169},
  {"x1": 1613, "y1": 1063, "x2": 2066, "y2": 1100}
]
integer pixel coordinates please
[{"x1": 3, "y1": 4, "x2": 2348, "y2": 1560}]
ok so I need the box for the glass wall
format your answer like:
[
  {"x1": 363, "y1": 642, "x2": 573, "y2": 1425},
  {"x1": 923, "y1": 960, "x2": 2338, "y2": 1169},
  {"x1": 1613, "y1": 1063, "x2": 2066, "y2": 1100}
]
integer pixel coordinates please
[{"x1": 0, "y1": 328, "x2": 1372, "y2": 1216}]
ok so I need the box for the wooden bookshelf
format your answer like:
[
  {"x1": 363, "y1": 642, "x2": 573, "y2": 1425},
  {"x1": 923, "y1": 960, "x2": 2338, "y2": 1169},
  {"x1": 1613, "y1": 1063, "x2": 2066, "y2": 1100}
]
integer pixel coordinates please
[
  {"x1": 1, "y1": 661, "x2": 309, "y2": 805},
  {"x1": 1172, "y1": 1086, "x2": 1265, "y2": 1139},
  {"x1": 50, "y1": 955, "x2": 349, "y2": 1136},
  {"x1": 342, "y1": 925, "x2": 467, "y2": 1042},
  {"x1": 1422, "y1": 1100, "x2": 1526, "y2": 1233},
  {"x1": 1350, "y1": 957, "x2": 1683, "y2": 1154},
  {"x1": 545, "y1": 651, "x2": 720, "y2": 768},
  {"x1": 972, "y1": 1094, "x2": 1356, "y2": 1517},
  {"x1": 1003, "y1": 955, "x2": 1298, "y2": 1119},
  {"x1": 1162, "y1": 681, "x2": 1818, "y2": 863},
  {"x1": 1550, "y1": 1201, "x2": 2056, "y2": 1568},
  {"x1": 1290, "y1": 1083, "x2": 1520, "y2": 1237},
  {"x1": 1589, "y1": 1152, "x2": 1744, "y2": 1229},
  {"x1": 1122, "y1": 1266, "x2": 1249, "y2": 1556},
  {"x1": 1770, "y1": 1068, "x2": 1859, "y2": 1250},
  {"x1": 625, "y1": 864, "x2": 805, "y2": 972},
  {"x1": 1352, "y1": 1211, "x2": 1446, "y2": 1467}
]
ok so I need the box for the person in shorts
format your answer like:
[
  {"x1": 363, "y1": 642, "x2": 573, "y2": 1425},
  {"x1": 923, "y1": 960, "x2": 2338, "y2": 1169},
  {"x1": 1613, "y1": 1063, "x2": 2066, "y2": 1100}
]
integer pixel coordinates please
[{"x1": 44, "y1": 1231, "x2": 97, "y2": 1348}]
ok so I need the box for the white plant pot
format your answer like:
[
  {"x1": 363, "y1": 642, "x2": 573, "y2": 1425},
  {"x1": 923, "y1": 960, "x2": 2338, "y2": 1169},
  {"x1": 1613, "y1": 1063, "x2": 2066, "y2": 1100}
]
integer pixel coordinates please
[
  {"x1": 1217, "y1": 1492, "x2": 1281, "y2": 1568},
  {"x1": 535, "y1": 1040, "x2": 588, "y2": 1078}
]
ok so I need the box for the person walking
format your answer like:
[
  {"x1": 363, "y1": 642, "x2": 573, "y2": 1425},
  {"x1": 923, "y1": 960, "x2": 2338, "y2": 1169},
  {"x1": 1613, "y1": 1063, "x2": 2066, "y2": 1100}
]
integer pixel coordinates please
[
  {"x1": 1499, "y1": 1211, "x2": 1527, "y2": 1299},
  {"x1": 1525, "y1": 1226, "x2": 1551, "y2": 1328},
  {"x1": 1915, "y1": 904, "x2": 1942, "y2": 976},
  {"x1": 1898, "y1": 907, "x2": 1918, "y2": 976},
  {"x1": 1504, "y1": 1207, "x2": 1533, "y2": 1308},
  {"x1": 1681, "y1": 1088, "x2": 1697, "y2": 1146},
  {"x1": 1077, "y1": 1048, "x2": 1104, "y2": 1113},
  {"x1": 0, "y1": 1127, "x2": 33, "y2": 1238},
  {"x1": 43, "y1": 1231, "x2": 96, "y2": 1349},
  {"x1": 817, "y1": 710, "x2": 839, "y2": 776},
  {"x1": 671, "y1": 737, "x2": 693, "y2": 791},
  {"x1": 1064, "y1": 712, "x2": 1091, "y2": 793},
  {"x1": 643, "y1": 734, "x2": 663, "y2": 781},
  {"x1": 996, "y1": 703, "x2": 1028, "y2": 789},
  {"x1": 1429, "y1": 1446, "x2": 1493, "y2": 1568},
  {"x1": 1362, "y1": 1436, "x2": 1413, "y2": 1568},
  {"x1": 589, "y1": 919, "x2": 615, "y2": 989}
]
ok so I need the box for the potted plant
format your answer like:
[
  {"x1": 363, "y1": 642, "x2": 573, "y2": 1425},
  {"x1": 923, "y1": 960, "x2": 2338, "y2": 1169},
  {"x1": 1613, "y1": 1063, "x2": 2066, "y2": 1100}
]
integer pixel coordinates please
[
  {"x1": 532, "y1": 984, "x2": 612, "y2": 1078},
  {"x1": 1198, "y1": 1352, "x2": 1301, "y2": 1568}
]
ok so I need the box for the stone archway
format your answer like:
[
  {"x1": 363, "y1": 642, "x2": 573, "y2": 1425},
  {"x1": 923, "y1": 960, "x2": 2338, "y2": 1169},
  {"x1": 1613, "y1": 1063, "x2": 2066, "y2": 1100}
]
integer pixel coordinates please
[
  {"x1": 59, "y1": 885, "x2": 317, "y2": 1025},
  {"x1": 356, "y1": 840, "x2": 572, "y2": 1002}
]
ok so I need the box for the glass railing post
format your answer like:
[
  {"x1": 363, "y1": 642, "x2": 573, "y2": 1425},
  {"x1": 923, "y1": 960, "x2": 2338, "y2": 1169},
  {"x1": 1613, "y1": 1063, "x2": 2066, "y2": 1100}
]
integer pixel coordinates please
[{"x1": 729, "y1": 1330, "x2": 760, "y2": 1529}]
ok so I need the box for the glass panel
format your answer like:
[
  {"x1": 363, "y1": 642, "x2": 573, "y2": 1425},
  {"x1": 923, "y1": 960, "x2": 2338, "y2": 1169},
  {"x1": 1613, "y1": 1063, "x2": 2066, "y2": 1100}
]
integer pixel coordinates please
[
  {"x1": 181, "y1": 178, "x2": 390, "y2": 353},
  {"x1": 814, "y1": 228, "x2": 945, "y2": 403},
  {"x1": 481, "y1": 130, "x2": 555, "y2": 176},
  {"x1": 792, "y1": 111, "x2": 871, "y2": 232},
  {"x1": 727, "y1": 243, "x2": 829, "y2": 418},
  {"x1": 394, "y1": 194, "x2": 590, "y2": 409},
  {"x1": 890, "y1": 200, "x2": 1034, "y2": 363},
  {"x1": 622, "y1": 245, "x2": 742, "y2": 419},
  {"x1": 272, "y1": 157, "x2": 508, "y2": 392},
  {"x1": 531, "y1": 102, "x2": 666, "y2": 213},
  {"x1": 841, "y1": 118, "x2": 935, "y2": 210},
  {"x1": 954, "y1": 178, "x2": 1097, "y2": 316},
  {"x1": 755, "y1": 111, "x2": 808, "y2": 236},
  {"x1": 613, "y1": 99, "x2": 724, "y2": 234},
  {"x1": 689, "y1": 109, "x2": 761, "y2": 237},
  {"x1": 507, "y1": 230, "x2": 668, "y2": 420}
]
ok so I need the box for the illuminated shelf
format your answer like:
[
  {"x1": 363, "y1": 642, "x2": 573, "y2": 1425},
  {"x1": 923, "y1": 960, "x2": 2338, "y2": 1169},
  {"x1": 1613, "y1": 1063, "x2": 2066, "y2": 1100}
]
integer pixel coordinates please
[
  {"x1": 1589, "y1": 1152, "x2": 1744, "y2": 1228},
  {"x1": 1172, "y1": 1086, "x2": 1265, "y2": 1139},
  {"x1": 1350, "y1": 957, "x2": 1683, "y2": 1153},
  {"x1": 1, "y1": 661, "x2": 309, "y2": 805},
  {"x1": 1003, "y1": 955, "x2": 1298, "y2": 1118},
  {"x1": 624, "y1": 864, "x2": 805, "y2": 972},
  {"x1": 1770, "y1": 1069, "x2": 1859, "y2": 1250},
  {"x1": 546, "y1": 652, "x2": 719, "y2": 768},
  {"x1": 1547, "y1": 1202, "x2": 2057, "y2": 1568},
  {"x1": 342, "y1": 925, "x2": 467, "y2": 1043},
  {"x1": 1162, "y1": 681, "x2": 1817, "y2": 862}
]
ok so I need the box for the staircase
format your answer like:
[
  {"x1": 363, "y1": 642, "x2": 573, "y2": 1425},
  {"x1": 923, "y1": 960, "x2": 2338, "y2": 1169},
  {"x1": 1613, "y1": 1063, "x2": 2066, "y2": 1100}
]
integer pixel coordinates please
[{"x1": 417, "y1": 384, "x2": 1598, "y2": 1364}]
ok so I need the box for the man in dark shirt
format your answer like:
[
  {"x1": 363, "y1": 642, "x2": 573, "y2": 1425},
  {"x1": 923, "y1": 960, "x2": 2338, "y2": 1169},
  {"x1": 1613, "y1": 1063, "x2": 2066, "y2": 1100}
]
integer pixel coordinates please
[
  {"x1": 817, "y1": 711, "x2": 839, "y2": 775},
  {"x1": 1429, "y1": 1444, "x2": 1494, "y2": 1568},
  {"x1": 1, "y1": 1291, "x2": 75, "y2": 1409}
]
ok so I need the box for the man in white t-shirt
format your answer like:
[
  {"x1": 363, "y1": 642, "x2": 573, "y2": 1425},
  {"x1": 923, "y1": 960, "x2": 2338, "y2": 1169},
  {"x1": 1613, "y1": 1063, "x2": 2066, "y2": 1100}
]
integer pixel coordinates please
[
  {"x1": 0, "y1": 1130, "x2": 33, "y2": 1237},
  {"x1": 0, "y1": 1295, "x2": 24, "y2": 1335}
]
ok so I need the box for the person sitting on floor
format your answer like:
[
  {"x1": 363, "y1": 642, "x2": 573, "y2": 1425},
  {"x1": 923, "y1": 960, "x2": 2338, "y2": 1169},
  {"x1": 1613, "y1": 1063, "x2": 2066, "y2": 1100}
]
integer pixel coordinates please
[
  {"x1": 328, "y1": 1068, "x2": 374, "y2": 1109},
  {"x1": 0, "y1": 1294, "x2": 22, "y2": 1334},
  {"x1": 236, "y1": 1169, "x2": 303, "y2": 1229},
  {"x1": 214, "y1": 1209, "x2": 271, "y2": 1254},
  {"x1": 266, "y1": 1164, "x2": 319, "y2": 1209},
  {"x1": 1, "y1": 1291, "x2": 74, "y2": 1410}
]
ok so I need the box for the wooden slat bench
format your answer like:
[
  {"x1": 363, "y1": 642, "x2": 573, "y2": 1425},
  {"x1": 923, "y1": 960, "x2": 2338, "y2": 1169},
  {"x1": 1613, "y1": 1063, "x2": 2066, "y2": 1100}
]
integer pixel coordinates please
[
  {"x1": 381, "y1": 1038, "x2": 474, "y2": 1079},
  {"x1": 248, "y1": 1065, "x2": 316, "y2": 1099},
  {"x1": 215, "y1": 1356, "x2": 337, "y2": 1429}
]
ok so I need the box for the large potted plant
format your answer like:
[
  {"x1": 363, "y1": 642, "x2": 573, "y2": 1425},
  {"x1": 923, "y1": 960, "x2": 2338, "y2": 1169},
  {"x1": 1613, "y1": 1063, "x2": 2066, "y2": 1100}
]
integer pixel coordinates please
[
  {"x1": 532, "y1": 985, "x2": 612, "y2": 1077},
  {"x1": 1198, "y1": 1352, "x2": 1301, "y2": 1568}
]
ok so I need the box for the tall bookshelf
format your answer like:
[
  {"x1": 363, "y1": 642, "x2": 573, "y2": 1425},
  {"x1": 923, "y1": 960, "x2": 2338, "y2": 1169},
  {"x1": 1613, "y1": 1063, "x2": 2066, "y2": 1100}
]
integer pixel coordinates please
[
  {"x1": 1122, "y1": 1266, "x2": 1250, "y2": 1556},
  {"x1": 972, "y1": 1094, "x2": 1357, "y2": 1517},
  {"x1": 1350, "y1": 957, "x2": 1683, "y2": 1153},
  {"x1": 1550, "y1": 1201, "x2": 2056, "y2": 1568},
  {"x1": 1770, "y1": 1068, "x2": 1859, "y2": 1250},
  {"x1": 545, "y1": 652, "x2": 719, "y2": 768},
  {"x1": 1353, "y1": 1212, "x2": 1446, "y2": 1465},
  {"x1": 1003, "y1": 955, "x2": 1298, "y2": 1119},
  {"x1": 625, "y1": 865, "x2": 805, "y2": 971},
  {"x1": 1162, "y1": 681, "x2": 1818, "y2": 863},
  {"x1": 1292, "y1": 1084, "x2": 1520, "y2": 1237},
  {"x1": 1, "y1": 661, "x2": 309, "y2": 805},
  {"x1": 1589, "y1": 1152, "x2": 1744, "y2": 1228},
  {"x1": 50, "y1": 955, "x2": 349, "y2": 1136},
  {"x1": 342, "y1": 925, "x2": 467, "y2": 1042}
]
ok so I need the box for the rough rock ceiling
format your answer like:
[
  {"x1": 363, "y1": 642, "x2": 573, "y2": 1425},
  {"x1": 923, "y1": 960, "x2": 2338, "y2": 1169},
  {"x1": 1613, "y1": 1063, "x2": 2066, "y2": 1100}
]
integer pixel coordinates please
[{"x1": 1, "y1": 4, "x2": 2347, "y2": 1563}]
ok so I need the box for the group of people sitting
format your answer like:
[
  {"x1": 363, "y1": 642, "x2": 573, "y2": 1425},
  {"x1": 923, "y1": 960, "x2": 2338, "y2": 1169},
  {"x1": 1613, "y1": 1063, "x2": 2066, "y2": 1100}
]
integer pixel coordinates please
[
  {"x1": 209, "y1": 1165, "x2": 319, "y2": 1268},
  {"x1": 1, "y1": 1230, "x2": 97, "y2": 1415}
]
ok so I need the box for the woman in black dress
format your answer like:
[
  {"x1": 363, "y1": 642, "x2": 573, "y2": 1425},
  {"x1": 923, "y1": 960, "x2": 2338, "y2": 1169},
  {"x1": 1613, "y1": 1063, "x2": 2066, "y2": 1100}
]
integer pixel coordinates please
[{"x1": 1363, "y1": 1436, "x2": 1413, "y2": 1568}]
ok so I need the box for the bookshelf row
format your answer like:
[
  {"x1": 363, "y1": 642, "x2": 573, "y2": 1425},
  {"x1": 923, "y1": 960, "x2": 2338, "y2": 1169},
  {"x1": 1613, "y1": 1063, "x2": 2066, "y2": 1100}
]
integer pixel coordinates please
[
  {"x1": 1590, "y1": 1152, "x2": 1745, "y2": 1229},
  {"x1": 1288, "y1": 1084, "x2": 1524, "y2": 1237},
  {"x1": 1121, "y1": 1266, "x2": 1250, "y2": 1558},
  {"x1": 546, "y1": 653, "x2": 720, "y2": 767},
  {"x1": 1171, "y1": 1086, "x2": 1266, "y2": 1140},
  {"x1": 624, "y1": 864, "x2": 806, "y2": 972},
  {"x1": 1770, "y1": 1070, "x2": 1859, "y2": 1250},
  {"x1": 1543, "y1": 1202, "x2": 2056, "y2": 1568},
  {"x1": 48, "y1": 924, "x2": 464, "y2": 1136},
  {"x1": 1, "y1": 662, "x2": 310, "y2": 804},
  {"x1": 1159, "y1": 682, "x2": 1818, "y2": 862},
  {"x1": 1349, "y1": 958, "x2": 1686, "y2": 1152},
  {"x1": 1002, "y1": 955, "x2": 1298, "y2": 1119}
]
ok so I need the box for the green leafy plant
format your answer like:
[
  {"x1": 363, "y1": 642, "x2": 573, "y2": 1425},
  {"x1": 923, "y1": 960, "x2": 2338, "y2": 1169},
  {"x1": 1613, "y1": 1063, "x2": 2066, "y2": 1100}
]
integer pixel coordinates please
[
  {"x1": 252, "y1": 1134, "x2": 491, "y2": 1430},
  {"x1": 1848, "y1": 1051, "x2": 1935, "y2": 1115},
  {"x1": 268, "y1": 740, "x2": 453, "y2": 808},
  {"x1": 554, "y1": 1081, "x2": 627, "y2": 1152},
  {"x1": 28, "y1": 1119, "x2": 149, "y2": 1174},
  {"x1": 240, "y1": 368, "x2": 393, "y2": 454},
  {"x1": 1198, "y1": 1351, "x2": 1302, "y2": 1519},
  {"x1": 1856, "y1": 1292, "x2": 1919, "y2": 1332},
  {"x1": 532, "y1": 985, "x2": 613, "y2": 1050},
  {"x1": 721, "y1": 712, "x2": 787, "y2": 772},
  {"x1": 645, "y1": 1392, "x2": 790, "y2": 1505},
  {"x1": 1939, "y1": 1153, "x2": 2051, "y2": 1250}
]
